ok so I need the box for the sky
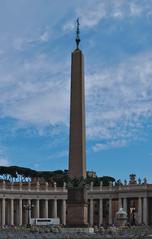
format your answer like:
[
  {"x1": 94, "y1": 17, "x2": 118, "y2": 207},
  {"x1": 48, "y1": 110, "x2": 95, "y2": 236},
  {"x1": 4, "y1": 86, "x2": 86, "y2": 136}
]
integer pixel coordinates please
[{"x1": 0, "y1": 0, "x2": 152, "y2": 183}]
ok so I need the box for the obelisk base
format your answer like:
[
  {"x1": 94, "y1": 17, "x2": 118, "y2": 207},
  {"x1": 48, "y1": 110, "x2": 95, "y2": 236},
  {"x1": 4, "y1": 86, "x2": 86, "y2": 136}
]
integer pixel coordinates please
[
  {"x1": 67, "y1": 203, "x2": 88, "y2": 226},
  {"x1": 67, "y1": 188, "x2": 88, "y2": 226}
]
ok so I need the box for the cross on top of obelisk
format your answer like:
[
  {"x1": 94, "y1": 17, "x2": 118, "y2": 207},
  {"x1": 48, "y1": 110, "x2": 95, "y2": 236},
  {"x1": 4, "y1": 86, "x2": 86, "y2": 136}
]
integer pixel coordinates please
[{"x1": 76, "y1": 18, "x2": 80, "y2": 50}]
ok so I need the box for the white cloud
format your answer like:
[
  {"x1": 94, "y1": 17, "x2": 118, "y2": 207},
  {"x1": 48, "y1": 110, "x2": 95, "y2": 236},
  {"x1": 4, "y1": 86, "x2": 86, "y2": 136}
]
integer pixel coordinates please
[
  {"x1": 86, "y1": 51, "x2": 152, "y2": 150},
  {"x1": 0, "y1": 54, "x2": 70, "y2": 127},
  {"x1": 0, "y1": 159, "x2": 9, "y2": 166},
  {"x1": 93, "y1": 139, "x2": 127, "y2": 152},
  {"x1": 0, "y1": 46, "x2": 152, "y2": 152},
  {"x1": 39, "y1": 31, "x2": 49, "y2": 42},
  {"x1": 11, "y1": 30, "x2": 50, "y2": 52},
  {"x1": 63, "y1": 0, "x2": 152, "y2": 31},
  {"x1": 130, "y1": 2, "x2": 142, "y2": 17},
  {"x1": 49, "y1": 150, "x2": 68, "y2": 160},
  {"x1": 0, "y1": 146, "x2": 9, "y2": 166},
  {"x1": 77, "y1": 1, "x2": 106, "y2": 28}
]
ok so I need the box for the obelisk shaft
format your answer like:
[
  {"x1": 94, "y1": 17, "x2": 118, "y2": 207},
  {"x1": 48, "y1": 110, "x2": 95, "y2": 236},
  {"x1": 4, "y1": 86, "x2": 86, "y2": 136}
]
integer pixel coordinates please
[{"x1": 69, "y1": 49, "x2": 86, "y2": 178}]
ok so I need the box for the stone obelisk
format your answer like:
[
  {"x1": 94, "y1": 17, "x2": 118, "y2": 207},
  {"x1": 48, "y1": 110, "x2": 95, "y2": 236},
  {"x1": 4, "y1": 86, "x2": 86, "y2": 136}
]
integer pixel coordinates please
[
  {"x1": 67, "y1": 19, "x2": 88, "y2": 226},
  {"x1": 68, "y1": 19, "x2": 86, "y2": 179}
]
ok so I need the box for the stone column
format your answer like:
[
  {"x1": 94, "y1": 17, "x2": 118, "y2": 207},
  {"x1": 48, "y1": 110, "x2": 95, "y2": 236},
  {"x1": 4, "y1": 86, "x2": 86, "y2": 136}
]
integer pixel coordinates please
[
  {"x1": 19, "y1": 199, "x2": 22, "y2": 226},
  {"x1": 28, "y1": 199, "x2": 31, "y2": 224},
  {"x1": 99, "y1": 199, "x2": 103, "y2": 225},
  {"x1": 138, "y1": 197, "x2": 142, "y2": 224},
  {"x1": 123, "y1": 198, "x2": 127, "y2": 212},
  {"x1": 89, "y1": 199, "x2": 94, "y2": 225},
  {"x1": 2, "y1": 198, "x2": 5, "y2": 226},
  {"x1": 118, "y1": 198, "x2": 122, "y2": 209},
  {"x1": 44, "y1": 200, "x2": 48, "y2": 218},
  {"x1": 10, "y1": 199, "x2": 14, "y2": 225},
  {"x1": 62, "y1": 199, "x2": 66, "y2": 225},
  {"x1": 143, "y1": 197, "x2": 148, "y2": 225},
  {"x1": 109, "y1": 199, "x2": 112, "y2": 225},
  {"x1": 36, "y1": 199, "x2": 40, "y2": 218},
  {"x1": 52, "y1": 199, "x2": 57, "y2": 218}
]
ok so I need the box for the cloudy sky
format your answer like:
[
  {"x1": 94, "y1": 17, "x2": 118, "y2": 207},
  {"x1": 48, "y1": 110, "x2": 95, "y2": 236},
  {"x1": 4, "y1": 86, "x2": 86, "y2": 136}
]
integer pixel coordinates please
[{"x1": 0, "y1": 0, "x2": 152, "y2": 182}]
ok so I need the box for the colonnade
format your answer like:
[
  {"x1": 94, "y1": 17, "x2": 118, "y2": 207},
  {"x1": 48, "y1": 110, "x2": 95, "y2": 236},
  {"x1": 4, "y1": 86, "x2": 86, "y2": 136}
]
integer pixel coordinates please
[
  {"x1": 89, "y1": 197, "x2": 148, "y2": 226},
  {"x1": 0, "y1": 196, "x2": 149, "y2": 226},
  {"x1": 0, "y1": 198, "x2": 66, "y2": 226}
]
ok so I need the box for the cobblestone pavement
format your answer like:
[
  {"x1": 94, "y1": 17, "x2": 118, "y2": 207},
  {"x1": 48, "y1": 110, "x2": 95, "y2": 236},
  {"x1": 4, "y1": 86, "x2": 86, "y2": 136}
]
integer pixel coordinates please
[{"x1": 0, "y1": 226, "x2": 151, "y2": 239}]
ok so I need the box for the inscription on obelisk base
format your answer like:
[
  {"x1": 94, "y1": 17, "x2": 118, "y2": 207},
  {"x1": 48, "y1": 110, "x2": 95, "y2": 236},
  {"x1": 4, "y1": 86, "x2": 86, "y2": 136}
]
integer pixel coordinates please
[{"x1": 67, "y1": 19, "x2": 88, "y2": 226}]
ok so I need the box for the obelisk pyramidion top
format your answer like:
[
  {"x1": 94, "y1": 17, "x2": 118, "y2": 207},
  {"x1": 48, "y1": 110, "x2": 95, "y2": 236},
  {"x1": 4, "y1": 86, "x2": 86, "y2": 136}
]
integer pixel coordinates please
[{"x1": 68, "y1": 19, "x2": 86, "y2": 178}]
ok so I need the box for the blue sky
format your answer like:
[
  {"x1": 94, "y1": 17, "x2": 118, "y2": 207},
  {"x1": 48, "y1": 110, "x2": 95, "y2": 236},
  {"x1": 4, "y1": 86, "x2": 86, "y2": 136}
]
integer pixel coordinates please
[{"x1": 0, "y1": 0, "x2": 152, "y2": 183}]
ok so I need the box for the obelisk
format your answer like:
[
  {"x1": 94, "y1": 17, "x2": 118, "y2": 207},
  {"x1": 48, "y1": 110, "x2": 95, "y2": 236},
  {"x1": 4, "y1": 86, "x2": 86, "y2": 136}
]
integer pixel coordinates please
[
  {"x1": 68, "y1": 19, "x2": 86, "y2": 179},
  {"x1": 67, "y1": 19, "x2": 88, "y2": 226}
]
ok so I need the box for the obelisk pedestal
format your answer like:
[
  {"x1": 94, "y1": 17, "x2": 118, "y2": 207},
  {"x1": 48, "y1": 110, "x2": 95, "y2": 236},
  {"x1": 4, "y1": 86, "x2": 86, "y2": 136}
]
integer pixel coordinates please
[{"x1": 67, "y1": 188, "x2": 88, "y2": 226}]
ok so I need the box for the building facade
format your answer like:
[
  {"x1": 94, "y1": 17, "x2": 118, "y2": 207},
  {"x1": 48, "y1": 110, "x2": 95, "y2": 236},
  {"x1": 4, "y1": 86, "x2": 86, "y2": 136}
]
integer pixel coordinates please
[{"x1": 0, "y1": 179, "x2": 152, "y2": 226}]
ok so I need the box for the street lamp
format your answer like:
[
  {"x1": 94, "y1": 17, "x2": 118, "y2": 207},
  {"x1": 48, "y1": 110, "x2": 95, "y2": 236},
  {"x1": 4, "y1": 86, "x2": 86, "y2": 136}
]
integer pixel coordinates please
[{"x1": 23, "y1": 203, "x2": 34, "y2": 226}]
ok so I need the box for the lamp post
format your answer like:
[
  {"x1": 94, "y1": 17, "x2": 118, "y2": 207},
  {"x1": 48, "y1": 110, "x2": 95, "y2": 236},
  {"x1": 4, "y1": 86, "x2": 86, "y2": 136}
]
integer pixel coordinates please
[{"x1": 23, "y1": 203, "x2": 34, "y2": 226}]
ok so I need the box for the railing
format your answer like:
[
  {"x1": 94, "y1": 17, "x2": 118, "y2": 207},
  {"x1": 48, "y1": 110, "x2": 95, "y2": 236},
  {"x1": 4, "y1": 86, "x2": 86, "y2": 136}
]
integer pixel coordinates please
[
  {"x1": 0, "y1": 180, "x2": 152, "y2": 193},
  {"x1": 89, "y1": 183, "x2": 152, "y2": 192},
  {"x1": 0, "y1": 181, "x2": 67, "y2": 192}
]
